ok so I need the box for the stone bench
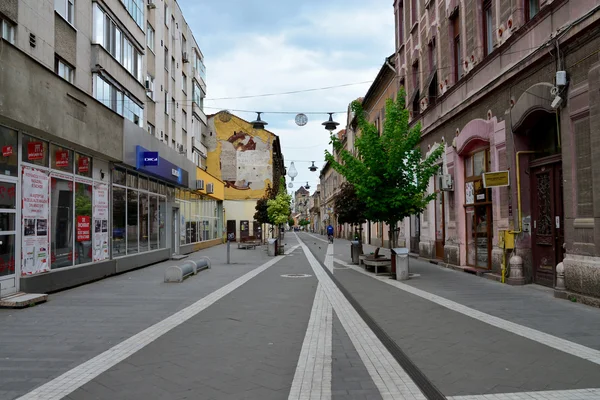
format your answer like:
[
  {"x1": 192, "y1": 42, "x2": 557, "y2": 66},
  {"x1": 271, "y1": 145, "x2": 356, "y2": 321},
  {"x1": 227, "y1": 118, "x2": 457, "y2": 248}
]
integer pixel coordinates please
[
  {"x1": 238, "y1": 236, "x2": 261, "y2": 249},
  {"x1": 358, "y1": 247, "x2": 386, "y2": 266},
  {"x1": 363, "y1": 258, "x2": 392, "y2": 275}
]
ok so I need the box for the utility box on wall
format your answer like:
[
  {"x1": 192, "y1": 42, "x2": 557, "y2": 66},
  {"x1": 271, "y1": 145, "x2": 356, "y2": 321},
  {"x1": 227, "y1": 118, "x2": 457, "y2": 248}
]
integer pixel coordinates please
[{"x1": 498, "y1": 230, "x2": 515, "y2": 249}]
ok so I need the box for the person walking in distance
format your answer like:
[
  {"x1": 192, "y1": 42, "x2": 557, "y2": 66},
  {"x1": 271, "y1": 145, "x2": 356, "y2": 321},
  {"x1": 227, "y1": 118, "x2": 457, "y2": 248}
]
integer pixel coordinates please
[{"x1": 327, "y1": 224, "x2": 334, "y2": 243}]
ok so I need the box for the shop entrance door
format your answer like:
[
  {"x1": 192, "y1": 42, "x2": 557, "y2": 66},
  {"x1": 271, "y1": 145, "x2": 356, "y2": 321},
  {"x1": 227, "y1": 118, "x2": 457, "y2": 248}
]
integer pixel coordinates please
[
  {"x1": 240, "y1": 220, "x2": 249, "y2": 240},
  {"x1": 0, "y1": 178, "x2": 18, "y2": 297},
  {"x1": 531, "y1": 158, "x2": 564, "y2": 287}
]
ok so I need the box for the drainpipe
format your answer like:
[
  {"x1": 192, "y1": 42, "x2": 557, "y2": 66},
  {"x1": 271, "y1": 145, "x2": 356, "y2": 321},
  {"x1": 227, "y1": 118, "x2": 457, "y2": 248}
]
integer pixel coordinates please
[
  {"x1": 509, "y1": 151, "x2": 537, "y2": 235},
  {"x1": 385, "y1": 58, "x2": 396, "y2": 74}
]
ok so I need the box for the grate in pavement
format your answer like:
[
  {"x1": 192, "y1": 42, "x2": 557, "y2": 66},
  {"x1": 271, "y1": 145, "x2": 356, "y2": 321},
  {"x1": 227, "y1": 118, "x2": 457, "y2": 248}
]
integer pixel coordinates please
[{"x1": 281, "y1": 273, "x2": 313, "y2": 278}]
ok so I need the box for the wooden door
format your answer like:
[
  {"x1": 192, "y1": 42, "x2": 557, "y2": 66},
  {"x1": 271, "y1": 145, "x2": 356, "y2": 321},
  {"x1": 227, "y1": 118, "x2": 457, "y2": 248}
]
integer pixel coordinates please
[
  {"x1": 253, "y1": 221, "x2": 262, "y2": 241},
  {"x1": 531, "y1": 162, "x2": 563, "y2": 287},
  {"x1": 240, "y1": 220, "x2": 249, "y2": 240},
  {"x1": 226, "y1": 220, "x2": 236, "y2": 242}
]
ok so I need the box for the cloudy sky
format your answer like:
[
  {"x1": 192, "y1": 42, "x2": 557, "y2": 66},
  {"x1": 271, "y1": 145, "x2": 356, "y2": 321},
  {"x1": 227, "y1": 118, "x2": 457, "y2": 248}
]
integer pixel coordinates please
[{"x1": 178, "y1": 0, "x2": 395, "y2": 196}]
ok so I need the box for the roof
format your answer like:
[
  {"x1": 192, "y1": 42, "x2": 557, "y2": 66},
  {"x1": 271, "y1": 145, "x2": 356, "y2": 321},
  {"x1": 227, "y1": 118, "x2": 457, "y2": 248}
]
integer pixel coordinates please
[{"x1": 362, "y1": 54, "x2": 396, "y2": 111}]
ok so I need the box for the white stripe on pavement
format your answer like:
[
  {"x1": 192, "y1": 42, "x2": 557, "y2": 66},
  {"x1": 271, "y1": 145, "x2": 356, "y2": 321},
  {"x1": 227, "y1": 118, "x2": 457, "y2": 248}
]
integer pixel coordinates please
[
  {"x1": 334, "y1": 259, "x2": 600, "y2": 366},
  {"x1": 306, "y1": 233, "x2": 329, "y2": 243},
  {"x1": 447, "y1": 388, "x2": 600, "y2": 399},
  {"x1": 288, "y1": 284, "x2": 333, "y2": 400},
  {"x1": 296, "y1": 234, "x2": 426, "y2": 400},
  {"x1": 325, "y1": 244, "x2": 334, "y2": 272},
  {"x1": 285, "y1": 244, "x2": 301, "y2": 254},
  {"x1": 18, "y1": 256, "x2": 287, "y2": 400}
]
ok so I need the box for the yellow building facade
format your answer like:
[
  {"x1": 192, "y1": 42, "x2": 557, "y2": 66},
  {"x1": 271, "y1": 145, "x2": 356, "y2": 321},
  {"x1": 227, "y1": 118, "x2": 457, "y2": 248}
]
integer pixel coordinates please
[{"x1": 206, "y1": 112, "x2": 285, "y2": 241}]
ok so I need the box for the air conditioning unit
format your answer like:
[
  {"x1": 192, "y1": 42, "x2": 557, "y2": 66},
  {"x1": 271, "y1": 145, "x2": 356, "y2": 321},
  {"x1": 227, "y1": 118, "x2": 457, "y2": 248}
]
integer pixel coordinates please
[
  {"x1": 147, "y1": 0, "x2": 157, "y2": 9},
  {"x1": 439, "y1": 174, "x2": 454, "y2": 191},
  {"x1": 145, "y1": 80, "x2": 153, "y2": 92},
  {"x1": 195, "y1": 179, "x2": 204, "y2": 190},
  {"x1": 182, "y1": 52, "x2": 189, "y2": 63},
  {"x1": 178, "y1": 144, "x2": 184, "y2": 153},
  {"x1": 160, "y1": 131, "x2": 164, "y2": 139},
  {"x1": 206, "y1": 183, "x2": 214, "y2": 194}
]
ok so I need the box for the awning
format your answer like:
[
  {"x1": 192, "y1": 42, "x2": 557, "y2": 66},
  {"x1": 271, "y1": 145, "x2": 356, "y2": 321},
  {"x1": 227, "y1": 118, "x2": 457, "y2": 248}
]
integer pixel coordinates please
[{"x1": 424, "y1": 68, "x2": 438, "y2": 91}]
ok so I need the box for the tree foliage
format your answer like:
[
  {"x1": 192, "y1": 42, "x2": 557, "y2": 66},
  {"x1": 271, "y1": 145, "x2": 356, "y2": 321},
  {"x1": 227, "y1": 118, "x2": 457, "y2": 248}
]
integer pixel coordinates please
[
  {"x1": 299, "y1": 218, "x2": 310, "y2": 227},
  {"x1": 288, "y1": 217, "x2": 295, "y2": 227},
  {"x1": 325, "y1": 88, "x2": 443, "y2": 230},
  {"x1": 334, "y1": 182, "x2": 367, "y2": 226},
  {"x1": 254, "y1": 183, "x2": 277, "y2": 224},
  {"x1": 267, "y1": 177, "x2": 292, "y2": 226}
]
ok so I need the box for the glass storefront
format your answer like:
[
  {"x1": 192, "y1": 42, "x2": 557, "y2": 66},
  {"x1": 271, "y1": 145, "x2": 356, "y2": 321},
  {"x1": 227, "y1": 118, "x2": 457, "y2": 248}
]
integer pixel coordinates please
[
  {"x1": 464, "y1": 148, "x2": 493, "y2": 269},
  {"x1": 175, "y1": 189, "x2": 220, "y2": 246},
  {"x1": 112, "y1": 167, "x2": 168, "y2": 257}
]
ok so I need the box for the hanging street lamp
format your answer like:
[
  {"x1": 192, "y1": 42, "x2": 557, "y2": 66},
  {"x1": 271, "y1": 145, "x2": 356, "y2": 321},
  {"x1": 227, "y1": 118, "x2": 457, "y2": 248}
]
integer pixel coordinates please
[
  {"x1": 251, "y1": 112, "x2": 268, "y2": 129},
  {"x1": 288, "y1": 161, "x2": 298, "y2": 181},
  {"x1": 322, "y1": 113, "x2": 340, "y2": 132},
  {"x1": 308, "y1": 161, "x2": 317, "y2": 172},
  {"x1": 305, "y1": 182, "x2": 310, "y2": 190}
]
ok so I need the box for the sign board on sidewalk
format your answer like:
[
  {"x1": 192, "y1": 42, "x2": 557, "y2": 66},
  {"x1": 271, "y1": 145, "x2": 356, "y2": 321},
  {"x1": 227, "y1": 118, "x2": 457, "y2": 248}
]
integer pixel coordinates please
[{"x1": 482, "y1": 171, "x2": 510, "y2": 188}]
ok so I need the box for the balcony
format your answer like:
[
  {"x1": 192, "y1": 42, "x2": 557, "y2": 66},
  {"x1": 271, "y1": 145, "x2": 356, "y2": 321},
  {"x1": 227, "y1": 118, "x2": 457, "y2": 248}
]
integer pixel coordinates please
[{"x1": 192, "y1": 137, "x2": 208, "y2": 157}]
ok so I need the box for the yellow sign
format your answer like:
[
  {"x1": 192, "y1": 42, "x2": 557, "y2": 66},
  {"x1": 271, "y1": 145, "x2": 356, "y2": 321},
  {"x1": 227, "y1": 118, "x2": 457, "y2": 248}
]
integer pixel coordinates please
[{"x1": 483, "y1": 171, "x2": 510, "y2": 188}]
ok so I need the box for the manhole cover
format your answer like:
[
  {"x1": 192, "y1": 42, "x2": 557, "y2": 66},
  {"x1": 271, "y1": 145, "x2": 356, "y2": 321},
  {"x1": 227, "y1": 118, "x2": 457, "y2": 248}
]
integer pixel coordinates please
[{"x1": 281, "y1": 274, "x2": 312, "y2": 278}]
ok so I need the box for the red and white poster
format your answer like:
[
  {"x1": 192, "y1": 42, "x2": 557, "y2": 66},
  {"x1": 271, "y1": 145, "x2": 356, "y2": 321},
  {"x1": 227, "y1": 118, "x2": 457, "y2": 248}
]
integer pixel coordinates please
[
  {"x1": 27, "y1": 142, "x2": 44, "y2": 161},
  {"x1": 21, "y1": 167, "x2": 50, "y2": 275},
  {"x1": 55, "y1": 150, "x2": 70, "y2": 168},
  {"x1": 77, "y1": 216, "x2": 91, "y2": 242},
  {"x1": 78, "y1": 156, "x2": 90, "y2": 173},
  {"x1": 93, "y1": 184, "x2": 109, "y2": 262},
  {"x1": 2, "y1": 146, "x2": 13, "y2": 157}
]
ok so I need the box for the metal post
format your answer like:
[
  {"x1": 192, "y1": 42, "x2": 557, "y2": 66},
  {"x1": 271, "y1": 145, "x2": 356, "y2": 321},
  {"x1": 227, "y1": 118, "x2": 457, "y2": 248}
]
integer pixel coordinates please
[{"x1": 227, "y1": 239, "x2": 230, "y2": 264}]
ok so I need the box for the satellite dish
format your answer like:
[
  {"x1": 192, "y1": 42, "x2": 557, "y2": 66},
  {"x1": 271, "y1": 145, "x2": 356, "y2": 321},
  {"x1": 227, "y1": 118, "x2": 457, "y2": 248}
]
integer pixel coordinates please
[{"x1": 295, "y1": 113, "x2": 308, "y2": 126}]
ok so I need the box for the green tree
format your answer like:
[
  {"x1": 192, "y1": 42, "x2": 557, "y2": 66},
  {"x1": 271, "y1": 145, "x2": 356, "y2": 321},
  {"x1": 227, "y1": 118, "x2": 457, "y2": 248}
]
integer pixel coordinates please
[
  {"x1": 267, "y1": 177, "x2": 292, "y2": 226},
  {"x1": 334, "y1": 182, "x2": 367, "y2": 226},
  {"x1": 288, "y1": 217, "x2": 295, "y2": 227},
  {"x1": 299, "y1": 218, "x2": 310, "y2": 227},
  {"x1": 254, "y1": 183, "x2": 276, "y2": 225},
  {"x1": 325, "y1": 88, "x2": 443, "y2": 247}
]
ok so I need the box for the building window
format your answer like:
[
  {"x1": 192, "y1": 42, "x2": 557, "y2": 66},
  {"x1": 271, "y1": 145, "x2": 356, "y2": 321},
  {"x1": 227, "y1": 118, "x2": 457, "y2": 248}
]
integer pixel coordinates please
[
  {"x1": 427, "y1": 40, "x2": 437, "y2": 105},
  {"x1": 525, "y1": 0, "x2": 539, "y2": 21},
  {"x1": 164, "y1": 91, "x2": 169, "y2": 115},
  {"x1": 164, "y1": 3, "x2": 169, "y2": 26},
  {"x1": 171, "y1": 57, "x2": 175, "y2": 78},
  {"x1": 193, "y1": 51, "x2": 206, "y2": 82},
  {"x1": 121, "y1": 0, "x2": 143, "y2": 28},
  {"x1": 411, "y1": 0, "x2": 417, "y2": 25},
  {"x1": 146, "y1": 22, "x2": 154, "y2": 52},
  {"x1": 164, "y1": 47, "x2": 169, "y2": 71},
  {"x1": 452, "y1": 14, "x2": 462, "y2": 82},
  {"x1": 55, "y1": 56, "x2": 74, "y2": 83},
  {"x1": 192, "y1": 81, "x2": 204, "y2": 111},
  {"x1": 93, "y1": 74, "x2": 143, "y2": 127},
  {"x1": 397, "y1": 2, "x2": 404, "y2": 47},
  {"x1": 1, "y1": 17, "x2": 15, "y2": 44},
  {"x1": 171, "y1": 98, "x2": 176, "y2": 121},
  {"x1": 182, "y1": 109, "x2": 187, "y2": 131},
  {"x1": 92, "y1": 3, "x2": 143, "y2": 82},
  {"x1": 146, "y1": 74, "x2": 154, "y2": 100},
  {"x1": 182, "y1": 73, "x2": 187, "y2": 93},
  {"x1": 483, "y1": 0, "x2": 493, "y2": 56},
  {"x1": 55, "y1": 0, "x2": 74, "y2": 25},
  {"x1": 412, "y1": 61, "x2": 420, "y2": 115},
  {"x1": 147, "y1": 122, "x2": 155, "y2": 137}
]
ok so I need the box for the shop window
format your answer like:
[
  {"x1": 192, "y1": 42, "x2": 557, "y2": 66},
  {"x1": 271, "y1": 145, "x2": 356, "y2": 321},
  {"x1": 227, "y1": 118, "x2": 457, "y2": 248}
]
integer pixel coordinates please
[
  {"x1": 150, "y1": 196, "x2": 159, "y2": 250},
  {"x1": 0, "y1": 125, "x2": 18, "y2": 177},
  {"x1": 112, "y1": 187, "x2": 126, "y2": 256},
  {"x1": 22, "y1": 135, "x2": 48, "y2": 167},
  {"x1": 139, "y1": 192, "x2": 149, "y2": 252},
  {"x1": 114, "y1": 168, "x2": 126, "y2": 185},
  {"x1": 139, "y1": 176, "x2": 148, "y2": 191},
  {"x1": 127, "y1": 171, "x2": 138, "y2": 188},
  {"x1": 75, "y1": 153, "x2": 92, "y2": 177},
  {"x1": 51, "y1": 144, "x2": 74, "y2": 171},
  {"x1": 127, "y1": 189, "x2": 138, "y2": 254},
  {"x1": 51, "y1": 177, "x2": 74, "y2": 269},
  {"x1": 75, "y1": 182, "x2": 92, "y2": 265},
  {"x1": 159, "y1": 197, "x2": 167, "y2": 248}
]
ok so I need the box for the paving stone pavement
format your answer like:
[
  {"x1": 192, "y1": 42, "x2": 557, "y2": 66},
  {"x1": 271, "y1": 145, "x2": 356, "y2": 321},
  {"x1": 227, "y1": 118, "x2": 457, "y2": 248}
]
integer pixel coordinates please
[
  {"x1": 332, "y1": 313, "x2": 382, "y2": 400},
  {"x1": 322, "y1": 234, "x2": 600, "y2": 350},
  {"x1": 0, "y1": 240, "x2": 289, "y2": 400}
]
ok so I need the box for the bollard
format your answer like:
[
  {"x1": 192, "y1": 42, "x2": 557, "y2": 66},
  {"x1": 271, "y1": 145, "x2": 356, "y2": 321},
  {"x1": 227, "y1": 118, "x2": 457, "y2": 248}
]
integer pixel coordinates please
[{"x1": 227, "y1": 240, "x2": 231, "y2": 264}]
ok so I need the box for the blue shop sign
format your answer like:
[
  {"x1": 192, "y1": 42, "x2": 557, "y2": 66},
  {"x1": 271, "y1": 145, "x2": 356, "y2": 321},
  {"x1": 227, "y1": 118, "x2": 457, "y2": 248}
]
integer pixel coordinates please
[
  {"x1": 135, "y1": 146, "x2": 188, "y2": 185},
  {"x1": 143, "y1": 152, "x2": 159, "y2": 166}
]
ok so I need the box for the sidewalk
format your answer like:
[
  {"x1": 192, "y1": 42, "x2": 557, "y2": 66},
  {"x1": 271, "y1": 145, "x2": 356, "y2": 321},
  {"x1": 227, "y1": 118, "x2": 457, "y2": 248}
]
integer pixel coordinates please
[
  {"x1": 319, "y1": 233, "x2": 600, "y2": 351},
  {"x1": 0, "y1": 241, "x2": 286, "y2": 400}
]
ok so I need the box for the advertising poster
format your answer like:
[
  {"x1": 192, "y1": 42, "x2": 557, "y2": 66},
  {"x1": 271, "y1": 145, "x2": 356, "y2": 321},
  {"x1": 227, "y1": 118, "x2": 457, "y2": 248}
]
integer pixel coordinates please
[
  {"x1": 93, "y1": 184, "x2": 109, "y2": 262},
  {"x1": 77, "y1": 216, "x2": 91, "y2": 242},
  {"x1": 21, "y1": 167, "x2": 50, "y2": 275}
]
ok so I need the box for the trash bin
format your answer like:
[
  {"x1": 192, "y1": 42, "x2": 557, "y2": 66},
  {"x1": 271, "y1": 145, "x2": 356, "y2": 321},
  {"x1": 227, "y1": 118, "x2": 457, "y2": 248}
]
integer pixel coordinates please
[
  {"x1": 391, "y1": 248, "x2": 409, "y2": 281},
  {"x1": 351, "y1": 241, "x2": 363, "y2": 265},
  {"x1": 267, "y1": 238, "x2": 278, "y2": 256}
]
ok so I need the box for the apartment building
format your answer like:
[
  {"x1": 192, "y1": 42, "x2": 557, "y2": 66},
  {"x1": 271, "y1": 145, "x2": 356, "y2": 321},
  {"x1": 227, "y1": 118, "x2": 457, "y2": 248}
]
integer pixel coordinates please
[
  {"x1": 395, "y1": 0, "x2": 600, "y2": 301},
  {"x1": 0, "y1": 0, "x2": 222, "y2": 299}
]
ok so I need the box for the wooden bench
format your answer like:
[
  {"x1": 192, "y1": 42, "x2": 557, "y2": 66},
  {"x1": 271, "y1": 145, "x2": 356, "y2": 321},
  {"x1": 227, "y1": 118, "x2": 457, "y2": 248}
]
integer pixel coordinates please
[
  {"x1": 358, "y1": 248, "x2": 385, "y2": 266},
  {"x1": 238, "y1": 235, "x2": 261, "y2": 249}
]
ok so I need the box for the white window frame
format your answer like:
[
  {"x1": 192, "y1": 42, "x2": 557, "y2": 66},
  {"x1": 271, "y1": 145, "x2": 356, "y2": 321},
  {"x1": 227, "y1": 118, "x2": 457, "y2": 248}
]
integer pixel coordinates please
[
  {"x1": 164, "y1": 91, "x2": 169, "y2": 115},
  {"x1": 146, "y1": 22, "x2": 155, "y2": 52},
  {"x1": 55, "y1": 0, "x2": 75, "y2": 25},
  {"x1": 56, "y1": 57, "x2": 74, "y2": 83},
  {"x1": 1, "y1": 18, "x2": 15, "y2": 44},
  {"x1": 146, "y1": 74, "x2": 155, "y2": 100},
  {"x1": 147, "y1": 122, "x2": 155, "y2": 137},
  {"x1": 182, "y1": 73, "x2": 187, "y2": 93}
]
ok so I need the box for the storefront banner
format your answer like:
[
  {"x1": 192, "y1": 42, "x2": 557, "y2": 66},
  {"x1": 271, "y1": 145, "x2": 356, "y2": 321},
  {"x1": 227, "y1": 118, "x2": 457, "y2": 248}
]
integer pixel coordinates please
[
  {"x1": 50, "y1": 171, "x2": 72, "y2": 181},
  {"x1": 93, "y1": 184, "x2": 109, "y2": 262},
  {"x1": 55, "y1": 150, "x2": 70, "y2": 168},
  {"x1": 78, "y1": 156, "x2": 90, "y2": 173},
  {"x1": 2, "y1": 145, "x2": 13, "y2": 157},
  {"x1": 27, "y1": 142, "x2": 44, "y2": 161},
  {"x1": 77, "y1": 216, "x2": 91, "y2": 242},
  {"x1": 21, "y1": 166, "x2": 50, "y2": 275}
]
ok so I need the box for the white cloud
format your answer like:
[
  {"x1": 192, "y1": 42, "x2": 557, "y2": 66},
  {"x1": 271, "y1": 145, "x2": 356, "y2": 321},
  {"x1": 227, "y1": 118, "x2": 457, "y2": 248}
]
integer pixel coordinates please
[{"x1": 202, "y1": 2, "x2": 394, "y2": 195}]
